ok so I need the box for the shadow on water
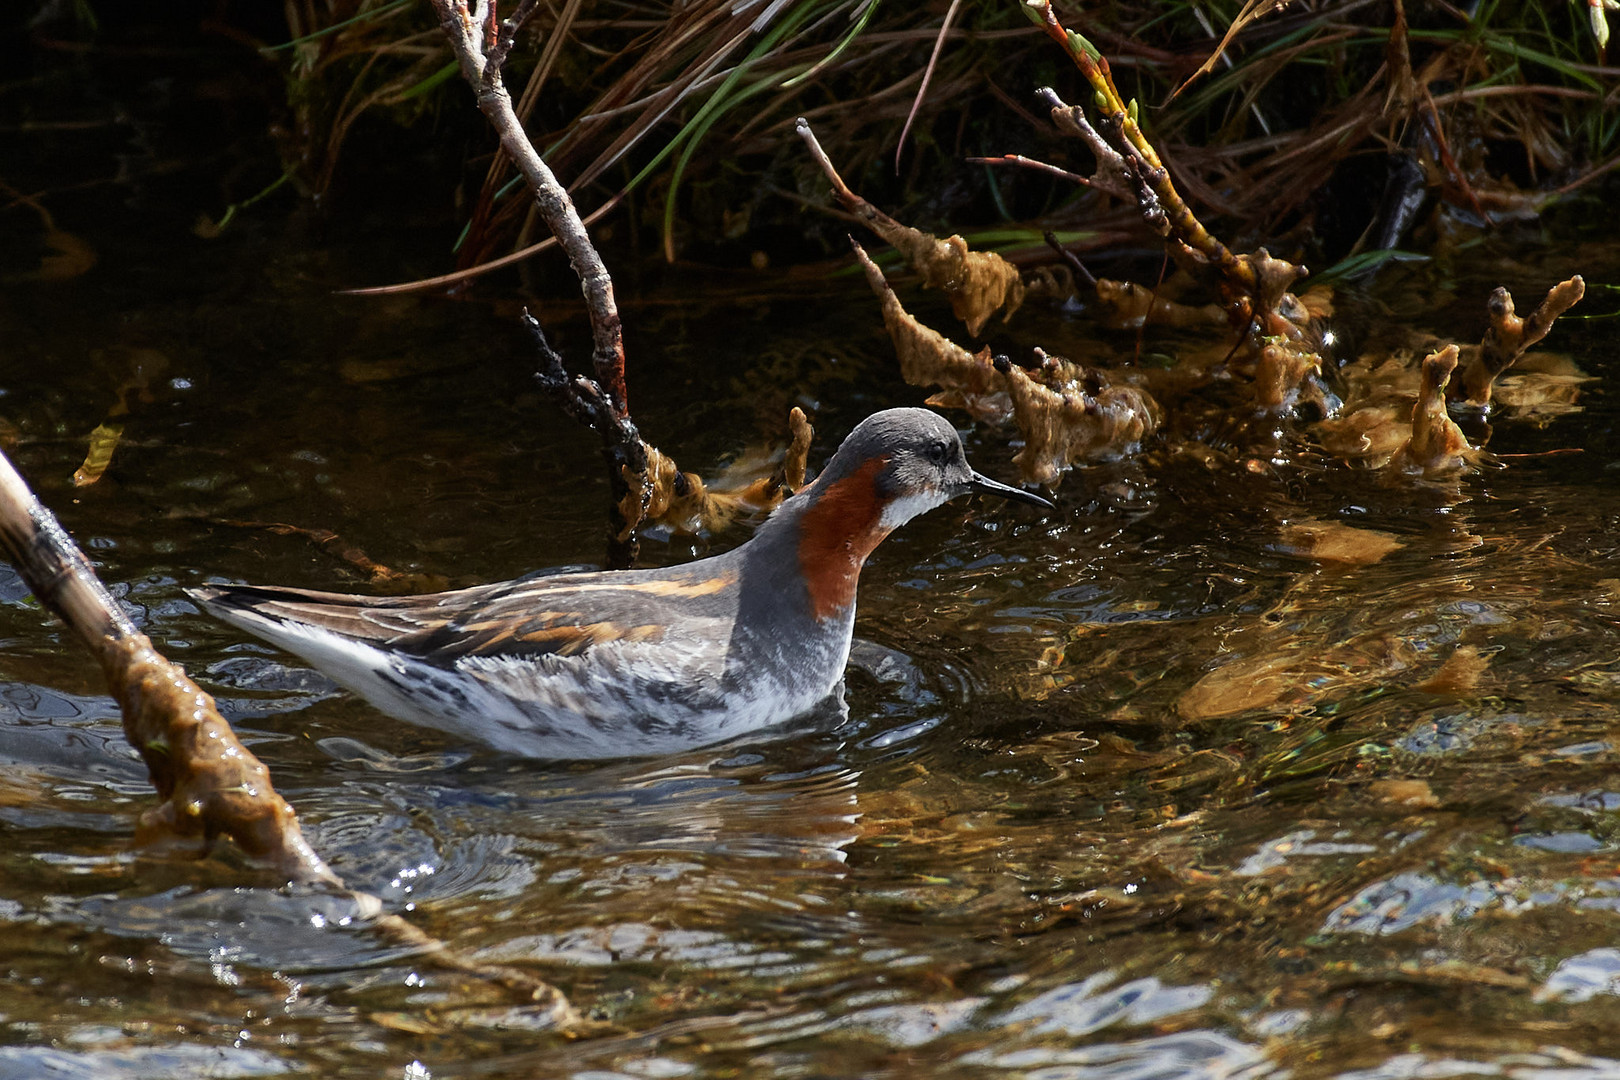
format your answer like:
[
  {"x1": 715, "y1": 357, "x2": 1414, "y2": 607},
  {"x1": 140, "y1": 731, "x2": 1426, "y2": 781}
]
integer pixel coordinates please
[{"x1": 9, "y1": 51, "x2": 1620, "y2": 1080}]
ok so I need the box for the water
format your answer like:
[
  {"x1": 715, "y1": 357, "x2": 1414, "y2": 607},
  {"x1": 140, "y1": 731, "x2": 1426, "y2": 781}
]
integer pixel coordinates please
[{"x1": 8, "y1": 71, "x2": 1620, "y2": 1080}]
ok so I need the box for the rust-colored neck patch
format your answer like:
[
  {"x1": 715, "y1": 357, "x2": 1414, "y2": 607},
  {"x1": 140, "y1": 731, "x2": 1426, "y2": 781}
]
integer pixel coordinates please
[{"x1": 796, "y1": 457, "x2": 891, "y2": 622}]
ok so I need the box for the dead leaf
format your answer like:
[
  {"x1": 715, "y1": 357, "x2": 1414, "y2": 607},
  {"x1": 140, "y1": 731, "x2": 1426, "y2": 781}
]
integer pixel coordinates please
[
  {"x1": 619, "y1": 408, "x2": 814, "y2": 537},
  {"x1": 1415, "y1": 644, "x2": 1488, "y2": 695},
  {"x1": 30, "y1": 229, "x2": 98, "y2": 282},
  {"x1": 1252, "y1": 338, "x2": 1324, "y2": 411},
  {"x1": 73, "y1": 421, "x2": 124, "y2": 486},
  {"x1": 1454, "y1": 276, "x2": 1584, "y2": 406},
  {"x1": 1172, "y1": 0, "x2": 1296, "y2": 100},
  {"x1": 1370, "y1": 779, "x2": 1439, "y2": 808},
  {"x1": 800, "y1": 121, "x2": 1026, "y2": 336},
  {"x1": 1094, "y1": 278, "x2": 1225, "y2": 330},
  {"x1": 1178, "y1": 621, "x2": 1417, "y2": 721},
  {"x1": 2, "y1": 189, "x2": 98, "y2": 283},
  {"x1": 1278, "y1": 519, "x2": 1404, "y2": 565},
  {"x1": 1178, "y1": 653, "x2": 1301, "y2": 720},
  {"x1": 884, "y1": 229, "x2": 1024, "y2": 338},
  {"x1": 1316, "y1": 403, "x2": 1412, "y2": 467},
  {"x1": 1389, "y1": 345, "x2": 1472, "y2": 476}
]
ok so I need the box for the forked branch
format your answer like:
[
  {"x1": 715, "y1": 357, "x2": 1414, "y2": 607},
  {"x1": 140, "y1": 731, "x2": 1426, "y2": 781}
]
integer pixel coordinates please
[
  {"x1": 431, "y1": 0, "x2": 651, "y2": 564},
  {"x1": 432, "y1": 0, "x2": 627, "y2": 414}
]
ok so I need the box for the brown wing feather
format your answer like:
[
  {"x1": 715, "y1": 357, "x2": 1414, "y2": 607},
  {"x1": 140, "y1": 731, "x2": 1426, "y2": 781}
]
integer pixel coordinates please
[{"x1": 191, "y1": 563, "x2": 739, "y2": 665}]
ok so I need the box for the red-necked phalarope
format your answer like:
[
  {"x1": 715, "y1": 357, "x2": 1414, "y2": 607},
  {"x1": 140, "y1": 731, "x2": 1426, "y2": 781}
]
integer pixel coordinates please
[{"x1": 190, "y1": 408, "x2": 1053, "y2": 759}]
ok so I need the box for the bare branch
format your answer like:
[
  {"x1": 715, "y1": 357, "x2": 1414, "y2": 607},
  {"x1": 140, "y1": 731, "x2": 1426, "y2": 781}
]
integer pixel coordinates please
[
  {"x1": 967, "y1": 153, "x2": 1098, "y2": 190},
  {"x1": 1454, "y1": 276, "x2": 1586, "y2": 407},
  {"x1": 430, "y1": 0, "x2": 630, "y2": 415},
  {"x1": 1033, "y1": 87, "x2": 1134, "y2": 200},
  {"x1": 1043, "y1": 230, "x2": 1096, "y2": 287},
  {"x1": 0, "y1": 448, "x2": 333, "y2": 884},
  {"x1": 486, "y1": 0, "x2": 544, "y2": 84},
  {"x1": 430, "y1": 0, "x2": 648, "y2": 565}
]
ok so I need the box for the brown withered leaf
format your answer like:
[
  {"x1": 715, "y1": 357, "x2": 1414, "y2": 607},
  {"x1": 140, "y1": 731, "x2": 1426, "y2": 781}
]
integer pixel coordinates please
[
  {"x1": 862, "y1": 218, "x2": 1025, "y2": 337},
  {"x1": 1319, "y1": 346, "x2": 1474, "y2": 473},
  {"x1": 1178, "y1": 616, "x2": 1419, "y2": 722},
  {"x1": 1178, "y1": 652, "x2": 1300, "y2": 720},
  {"x1": 3, "y1": 190, "x2": 98, "y2": 283},
  {"x1": 213, "y1": 518, "x2": 451, "y2": 594},
  {"x1": 1173, "y1": 0, "x2": 1295, "y2": 99},
  {"x1": 852, "y1": 240, "x2": 1011, "y2": 422},
  {"x1": 1278, "y1": 518, "x2": 1404, "y2": 565},
  {"x1": 73, "y1": 422, "x2": 124, "y2": 487},
  {"x1": 1488, "y1": 351, "x2": 1594, "y2": 421},
  {"x1": 780, "y1": 405, "x2": 812, "y2": 491},
  {"x1": 1317, "y1": 404, "x2": 1412, "y2": 466},
  {"x1": 70, "y1": 347, "x2": 174, "y2": 487},
  {"x1": 799, "y1": 120, "x2": 1025, "y2": 337},
  {"x1": 1236, "y1": 248, "x2": 1310, "y2": 328},
  {"x1": 31, "y1": 228, "x2": 98, "y2": 282},
  {"x1": 995, "y1": 354, "x2": 1160, "y2": 487},
  {"x1": 1252, "y1": 338, "x2": 1324, "y2": 412}
]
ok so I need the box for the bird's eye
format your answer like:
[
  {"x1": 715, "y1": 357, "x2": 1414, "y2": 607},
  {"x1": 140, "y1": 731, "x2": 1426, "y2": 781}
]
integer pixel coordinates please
[{"x1": 925, "y1": 440, "x2": 949, "y2": 464}]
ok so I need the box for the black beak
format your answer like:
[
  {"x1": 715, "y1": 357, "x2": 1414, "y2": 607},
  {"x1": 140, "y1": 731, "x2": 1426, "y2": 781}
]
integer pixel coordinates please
[{"x1": 969, "y1": 471, "x2": 1056, "y2": 511}]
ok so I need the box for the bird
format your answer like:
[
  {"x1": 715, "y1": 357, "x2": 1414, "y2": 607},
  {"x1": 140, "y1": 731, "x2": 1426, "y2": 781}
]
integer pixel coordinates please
[{"x1": 189, "y1": 408, "x2": 1054, "y2": 760}]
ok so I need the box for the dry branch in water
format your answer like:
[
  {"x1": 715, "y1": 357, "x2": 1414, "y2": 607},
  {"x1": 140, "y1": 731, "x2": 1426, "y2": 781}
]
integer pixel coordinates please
[
  {"x1": 1453, "y1": 276, "x2": 1585, "y2": 407},
  {"x1": 851, "y1": 239, "x2": 1010, "y2": 421},
  {"x1": 798, "y1": 118, "x2": 1025, "y2": 337},
  {"x1": 0, "y1": 450, "x2": 334, "y2": 884},
  {"x1": 1390, "y1": 345, "x2": 1472, "y2": 476},
  {"x1": 0, "y1": 448, "x2": 579, "y2": 1023},
  {"x1": 432, "y1": 0, "x2": 653, "y2": 567},
  {"x1": 439, "y1": 2, "x2": 804, "y2": 560},
  {"x1": 992, "y1": 352, "x2": 1159, "y2": 487}
]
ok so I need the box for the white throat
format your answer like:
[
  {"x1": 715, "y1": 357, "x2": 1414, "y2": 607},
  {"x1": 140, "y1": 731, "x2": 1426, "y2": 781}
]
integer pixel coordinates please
[{"x1": 879, "y1": 488, "x2": 950, "y2": 530}]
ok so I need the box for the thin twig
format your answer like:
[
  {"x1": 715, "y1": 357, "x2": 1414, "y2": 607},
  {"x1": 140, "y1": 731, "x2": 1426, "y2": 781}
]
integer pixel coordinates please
[
  {"x1": 338, "y1": 192, "x2": 625, "y2": 296},
  {"x1": 1043, "y1": 230, "x2": 1096, "y2": 287},
  {"x1": 1033, "y1": 87, "x2": 1133, "y2": 200},
  {"x1": 895, "y1": 0, "x2": 963, "y2": 172},
  {"x1": 968, "y1": 154, "x2": 1097, "y2": 190}
]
